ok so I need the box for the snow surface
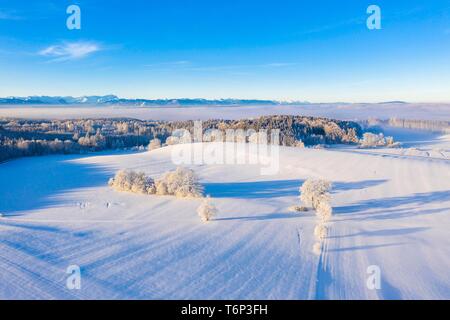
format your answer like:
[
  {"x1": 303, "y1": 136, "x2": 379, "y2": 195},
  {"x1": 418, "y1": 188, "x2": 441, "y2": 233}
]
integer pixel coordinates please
[
  {"x1": 1, "y1": 136, "x2": 449, "y2": 299},
  {"x1": 352, "y1": 128, "x2": 450, "y2": 161},
  {"x1": 1, "y1": 102, "x2": 449, "y2": 121}
]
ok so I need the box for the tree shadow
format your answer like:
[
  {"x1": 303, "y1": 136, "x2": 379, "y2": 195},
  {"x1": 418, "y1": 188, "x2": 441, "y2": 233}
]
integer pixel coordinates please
[
  {"x1": 204, "y1": 178, "x2": 390, "y2": 200},
  {"x1": 214, "y1": 212, "x2": 302, "y2": 222},
  {"x1": 203, "y1": 179, "x2": 303, "y2": 199},
  {"x1": 0, "y1": 154, "x2": 115, "y2": 215},
  {"x1": 327, "y1": 242, "x2": 405, "y2": 252},
  {"x1": 327, "y1": 227, "x2": 429, "y2": 239},
  {"x1": 332, "y1": 179, "x2": 387, "y2": 192},
  {"x1": 334, "y1": 191, "x2": 450, "y2": 220},
  {"x1": 380, "y1": 278, "x2": 404, "y2": 300},
  {"x1": 0, "y1": 220, "x2": 64, "y2": 233}
]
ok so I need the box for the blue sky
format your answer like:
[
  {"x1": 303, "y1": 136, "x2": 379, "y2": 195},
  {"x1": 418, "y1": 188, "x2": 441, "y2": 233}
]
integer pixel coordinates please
[{"x1": 0, "y1": 0, "x2": 449, "y2": 102}]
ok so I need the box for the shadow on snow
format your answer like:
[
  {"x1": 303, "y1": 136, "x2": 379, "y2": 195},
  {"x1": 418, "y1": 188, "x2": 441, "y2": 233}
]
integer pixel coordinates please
[{"x1": 0, "y1": 154, "x2": 114, "y2": 215}]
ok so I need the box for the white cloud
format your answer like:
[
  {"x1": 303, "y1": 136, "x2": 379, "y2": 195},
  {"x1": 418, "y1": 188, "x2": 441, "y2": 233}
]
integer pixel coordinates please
[{"x1": 39, "y1": 41, "x2": 102, "y2": 62}]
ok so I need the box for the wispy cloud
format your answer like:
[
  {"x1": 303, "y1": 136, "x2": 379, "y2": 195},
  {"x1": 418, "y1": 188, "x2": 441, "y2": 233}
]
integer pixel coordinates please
[{"x1": 38, "y1": 41, "x2": 102, "y2": 62}]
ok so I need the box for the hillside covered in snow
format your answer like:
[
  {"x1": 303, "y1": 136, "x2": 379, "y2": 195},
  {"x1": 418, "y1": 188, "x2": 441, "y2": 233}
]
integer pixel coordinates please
[{"x1": 1, "y1": 132, "x2": 449, "y2": 299}]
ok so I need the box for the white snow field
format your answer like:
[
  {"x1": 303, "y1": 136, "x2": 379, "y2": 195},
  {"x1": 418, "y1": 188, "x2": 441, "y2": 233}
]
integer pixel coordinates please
[{"x1": 1, "y1": 137, "x2": 449, "y2": 299}]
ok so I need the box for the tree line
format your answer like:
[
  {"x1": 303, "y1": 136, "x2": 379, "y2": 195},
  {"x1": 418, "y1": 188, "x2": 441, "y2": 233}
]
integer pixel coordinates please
[{"x1": 0, "y1": 116, "x2": 362, "y2": 162}]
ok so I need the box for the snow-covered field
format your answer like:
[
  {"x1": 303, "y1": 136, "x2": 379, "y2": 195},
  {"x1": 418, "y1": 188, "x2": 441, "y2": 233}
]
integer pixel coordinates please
[{"x1": 1, "y1": 133, "x2": 449, "y2": 299}]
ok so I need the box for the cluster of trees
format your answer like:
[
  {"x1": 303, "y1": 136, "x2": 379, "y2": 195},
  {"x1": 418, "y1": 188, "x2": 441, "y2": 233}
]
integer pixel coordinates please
[
  {"x1": 0, "y1": 118, "x2": 164, "y2": 162},
  {"x1": 155, "y1": 167, "x2": 204, "y2": 198},
  {"x1": 0, "y1": 134, "x2": 149, "y2": 163},
  {"x1": 359, "y1": 132, "x2": 400, "y2": 148},
  {"x1": 164, "y1": 115, "x2": 362, "y2": 146},
  {"x1": 108, "y1": 170, "x2": 156, "y2": 195},
  {"x1": 300, "y1": 179, "x2": 333, "y2": 221},
  {"x1": 0, "y1": 137, "x2": 77, "y2": 162},
  {"x1": 0, "y1": 118, "x2": 165, "y2": 137},
  {"x1": 109, "y1": 168, "x2": 336, "y2": 229},
  {"x1": 297, "y1": 179, "x2": 333, "y2": 255},
  {"x1": 108, "y1": 167, "x2": 204, "y2": 198},
  {"x1": 0, "y1": 115, "x2": 362, "y2": 162},
  {"x1": 109, "y1": 167, "x2": 216, "y2": 222}
]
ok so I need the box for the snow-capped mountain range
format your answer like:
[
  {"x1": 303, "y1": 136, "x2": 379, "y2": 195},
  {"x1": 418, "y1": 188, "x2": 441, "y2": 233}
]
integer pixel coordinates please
[{"x1": 0, "y1": 95, "x2": 308, "y2": 106}]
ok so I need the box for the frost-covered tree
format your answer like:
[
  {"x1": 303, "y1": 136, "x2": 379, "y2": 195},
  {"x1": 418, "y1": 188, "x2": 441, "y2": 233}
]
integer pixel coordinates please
[
  {"x1": 359, "y1": 132, "x2": 399, "y2": 148},
  {"x1": 148, "y1": 138, "x2": 161, "y2": 151},
  {"x1": 316, "y1": 201, "x2": 333, "y2": 222},
  {"x1": 197, "y1": 197, "x2": 217, "y2": 222},
  {"x1": 155, "y1": 167, "x2": 203, "y2": 198},
  {"x1": 108, "y1": 170, "x2": 155, "y2": 194},
  {"x1": 312, "y1": 242, "x2": 322, "y2": 255},
  {"x1": 385, "y1": 136, "x2": 400, "y2": 148},
  {"x1": 166, "y1": 129, "x2": 191, "y2": 145},
  {"x1": 155, "y1": 181, "x2": 169, "y2": 195},
  {"x1": 78, "y1": 131, "x2": 106, "y2": 148},
  {"x1": 300, "y1": 179, "x2": 332, "y2": 209},
  {"x1": 165, "y1": 136, "x2": 180, "y2": 146},
  {"x1": 360, "y1": 132, "x2": 384, "y2": 147},
  {"x1": 314, "y1": 224, "x2": 328, "y2": 240},
  {"x1": 300, "y1": 179, "x2": 333, "y2": 252}
]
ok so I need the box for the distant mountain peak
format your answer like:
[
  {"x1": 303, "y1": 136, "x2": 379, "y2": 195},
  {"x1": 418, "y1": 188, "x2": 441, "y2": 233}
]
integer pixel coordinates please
[{"x1": 0, "y1": 95, "x2": 309, "y2": 106}]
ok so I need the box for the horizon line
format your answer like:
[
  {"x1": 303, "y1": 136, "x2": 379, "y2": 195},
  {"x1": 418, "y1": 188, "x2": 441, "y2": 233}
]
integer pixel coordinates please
[{"x1": 2, "y1": 94, "x2": 450, "y2": 105}]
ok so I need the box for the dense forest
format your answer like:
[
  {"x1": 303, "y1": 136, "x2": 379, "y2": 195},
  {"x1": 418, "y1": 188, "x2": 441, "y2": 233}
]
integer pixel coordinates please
[{"x1": 0, "y1": 115, "x2": 362, "y2": 162}]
